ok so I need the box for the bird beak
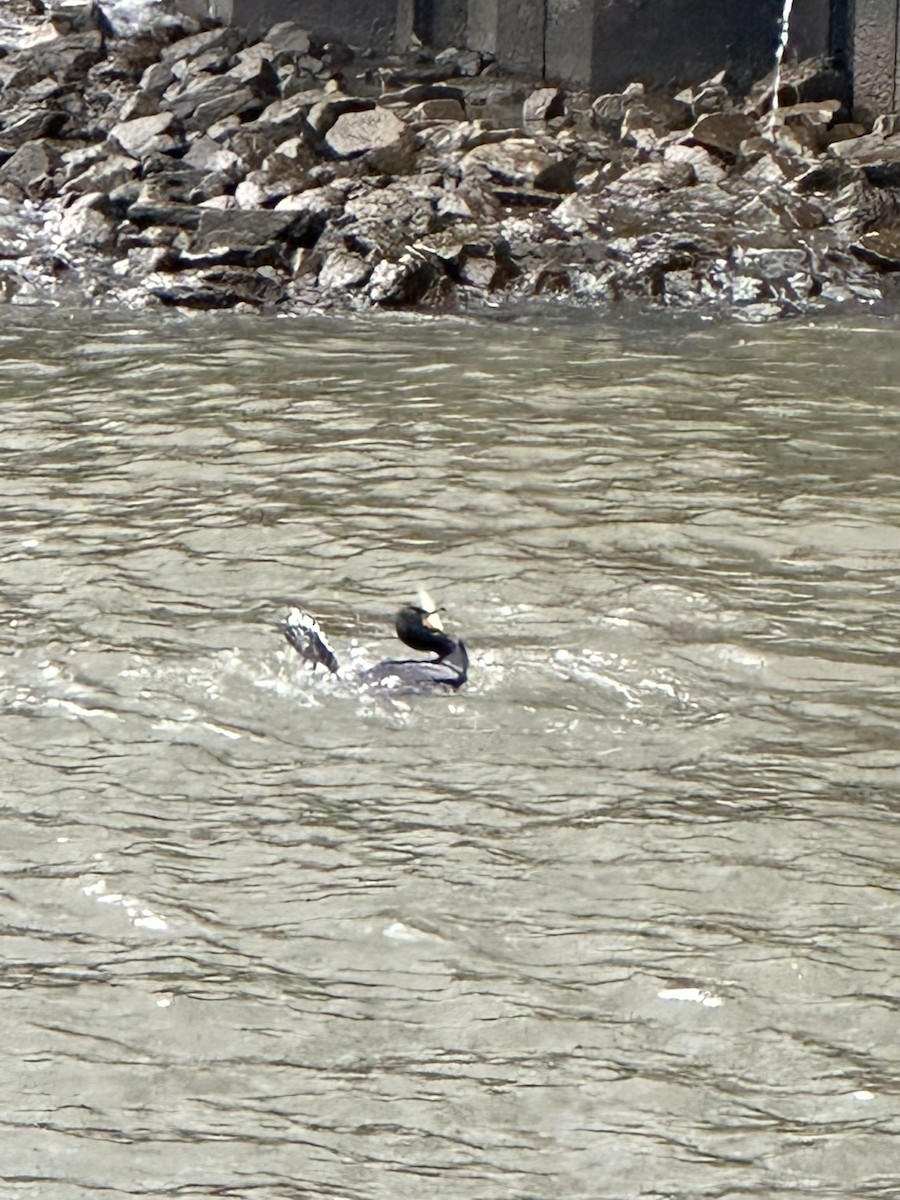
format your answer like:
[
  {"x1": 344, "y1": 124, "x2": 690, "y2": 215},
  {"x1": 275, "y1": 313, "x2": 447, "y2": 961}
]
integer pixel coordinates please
[{"x1": 417, "y1": 587, "x2": 444, "y2": 631}]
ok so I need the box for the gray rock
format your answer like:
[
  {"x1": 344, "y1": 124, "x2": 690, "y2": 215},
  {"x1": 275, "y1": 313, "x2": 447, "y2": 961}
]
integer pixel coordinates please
[
  {"x1": 218, "y1": 123, "x2": 288, "y2": 171},
  {"x1": 830, "y1": 131, "x2": 900, "y2": 163},
  {"x1": 0, "y1": 138, "x2": 65, "y2": 200},
  {"x1": 256, "y1": 91, "x2": 323, "y2": 129},
  {"x1": 378, "y1": 82, "x2": 465, "y2": 109},
  {"x1": 61, "y1": 152, "x2": 139, "y2": 197},
  {"x1": 792, "y1": 160, "x2": 859, "y2": 193},
  {"x1": 621, "y1": 92, "x2": 691, "y2": 142},
  {"x1": 663, "y1": 142, "x2": 726, "y2": 184},
  {"x1": 258, "y1": 135, "x2": 318, "y2": 186},
  {"x1": 0, "y1": 106, "x2": 68, "y2": 154},
  {"x1": 460, "y1": 138, "x2": 559, "y2": 187},
  {"x1": 144, "y1": 265, "x2": 285, "y2": 309},
  {"x1": 365, "y1": 252, "x2": 441, "y2": 305},
  {"x1": 225, "y1": 53, "x2": 279, "y2": 98},
  {"x1": 771, "y1": 99, "x2": 841, "y2": 130},
  {"x1": 125, "y1": 177, "x2": 204, "y2": 228},
  {"x1": 161, "y1": 27, "x2": 244, "y2": 66},
  {"x1": 523, "y1": 87, "x2": 565, "y2": 124},
  {"x1": 176, "y1": 208, "x2": 325, "y2": 269},
  {"x1": 851, "y1": 230, "x2": 900, "y2": 270},
  {"x1": 58, "y1": 200, "x2": 117, "y2": 248},
  {"x1": 162, "y1": 75, "x2": 265, "y2": 130},
  {"x1": 591, "y1": 93, "x2": 626, "y2": 136},
  {"x1": 407, "y1": 98, "x2": 466, "y2": 122},
  {"x1": 264, "y1": 21, "x2": 312, "y2": 59},
  {"x1": 688, "y1": 111, "x2": 756, "y2": 157},
  {"x1": 182, "y1": 135, "x2": 244, "y2": 180},
  {"x1": 317, "y1": 248, "x2": 372, "y2": 292},
  {"x1": 308, "y1": 95, "x2": 375, "y2": 138},
  {"x1": 873, "y1": 114, "x2": 900, "y2": 137},
  {"x1": 109, "y1": 111, "x2": 185, "y2": 158},
  {"x1": 138, "y1": 59, "x2": 176, "y2": 95},
  {"x1": 324, "y1": 107, "x2": 406, "y2": 159}
]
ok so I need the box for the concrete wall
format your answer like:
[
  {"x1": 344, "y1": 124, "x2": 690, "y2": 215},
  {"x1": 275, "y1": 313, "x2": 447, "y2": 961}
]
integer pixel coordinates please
[
  {"x1": 851, "y1": 0, "x2": 900, "y2": 118},
  {"x1": 213, "y1": 0, "x2": 400, "y2": 49},
  {"x1": 466, "y1": 0, "x2": 545, "y2": 75},
  {"x1": 582, "y1": 0, "x2": 788, "y2": 93},
  {"x1": 196, "y1": 1, "x2": 900, "y2": 123}
]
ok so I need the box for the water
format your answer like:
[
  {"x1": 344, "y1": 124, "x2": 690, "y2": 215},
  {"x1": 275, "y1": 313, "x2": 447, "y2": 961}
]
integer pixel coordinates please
[
  {"x1": 768, "y1": 0, "x2": 795, "y2": 130},
  {"x1": 2, "y1": 304, "x2": 899, "y2": 1200}
]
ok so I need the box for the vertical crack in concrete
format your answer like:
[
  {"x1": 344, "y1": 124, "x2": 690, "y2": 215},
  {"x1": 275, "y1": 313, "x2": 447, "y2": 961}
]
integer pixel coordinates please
[{"x1": 542, "y1": 0, "x2": 548, "y2": 82}]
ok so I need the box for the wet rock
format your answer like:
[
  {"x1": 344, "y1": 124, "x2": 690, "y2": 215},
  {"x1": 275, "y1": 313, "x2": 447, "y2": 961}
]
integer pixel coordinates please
[
  {"x1": 175, "y1": 207, "x2": 324, "y2": 269},
  {"x1": 317, "y1": 247, "x2": 372, "y2": 292},
  {"x1": 365, "y1": 252, "x2": 441, "y2": 305},
  {"x1": 748, "y1": 55, "x2": 850, "y2": 117},
  {"x1": 57, "y1": 197, "x2": 116, "y2": 248},
  {"x1": 324, "y1": 107, "x2": 406, "y2": 159},
  {"x1": 144, "y1": 265, "x2": 285, "y2": 309},
  {"x1": 850, "y1": 230, "x2": 900, "y2": 270}
]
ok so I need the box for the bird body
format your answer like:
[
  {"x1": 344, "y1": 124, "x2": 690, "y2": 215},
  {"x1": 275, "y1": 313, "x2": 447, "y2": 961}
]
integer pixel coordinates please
[{"x1": 281, "y1": 596, "x2": 468, "y2": 691}]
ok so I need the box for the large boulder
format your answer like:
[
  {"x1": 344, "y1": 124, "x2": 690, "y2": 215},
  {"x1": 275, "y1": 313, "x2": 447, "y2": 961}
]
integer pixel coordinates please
[
  {"x1": 0, "y1": 138, "x2": 65, "y2": 200},
  {"x1": 174, "y1": 207, "x2": 326, "y2": 269},
  {"x1": 109, "y1": 111, "x2": 186, "y2": 158},
  {"x1": 324, "y1": 107, "x2": 406, "y2": 158}
]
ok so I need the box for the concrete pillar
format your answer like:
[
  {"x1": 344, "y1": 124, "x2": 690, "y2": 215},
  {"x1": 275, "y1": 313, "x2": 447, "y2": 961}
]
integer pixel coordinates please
[
  {"x1": 412, "y1": 0, "x2": 468, "y2": 46},
  {"x1": 581, "y1": 0, "x2": 787, "y2": 94},
  {"x1": 788, "y1": 0, "x2": 832, "y2": 59},
  {"x1": 466, "y1": 0, "x2": 544, "y2": 76},
  {"x1": 544, "y1": 0, "x2": 596, "y2": 86},
  {"x1": 851, "y1": 0, "x2": 900, "y2": 119}
]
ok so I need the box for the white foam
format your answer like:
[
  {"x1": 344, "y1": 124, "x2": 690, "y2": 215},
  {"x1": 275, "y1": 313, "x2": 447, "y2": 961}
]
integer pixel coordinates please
[{"x1": 658, "y1": 986, "x2": 723, "y2": 1008}]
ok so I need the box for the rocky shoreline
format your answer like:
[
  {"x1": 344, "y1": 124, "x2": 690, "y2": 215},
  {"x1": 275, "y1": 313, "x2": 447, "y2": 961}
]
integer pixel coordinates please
[{"x1": 4, "y1": 0, "x2": 900, "y2": 320}]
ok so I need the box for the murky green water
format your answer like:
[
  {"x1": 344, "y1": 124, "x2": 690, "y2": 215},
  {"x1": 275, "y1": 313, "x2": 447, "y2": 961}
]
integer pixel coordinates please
[{"x1": 1, "y1": 304, "x2": 898, "y2": 1199}]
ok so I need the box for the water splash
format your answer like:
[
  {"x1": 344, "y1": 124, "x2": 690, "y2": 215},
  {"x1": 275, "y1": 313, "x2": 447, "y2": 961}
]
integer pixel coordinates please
[{"x1": 768, "y1": 0, "x2": 795, "y2": 133}]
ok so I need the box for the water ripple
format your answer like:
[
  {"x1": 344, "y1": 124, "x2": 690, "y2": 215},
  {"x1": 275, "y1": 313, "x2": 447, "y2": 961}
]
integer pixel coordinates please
[{"x1": 1, "y1": 307, "x2": 898, "y2": 1200}]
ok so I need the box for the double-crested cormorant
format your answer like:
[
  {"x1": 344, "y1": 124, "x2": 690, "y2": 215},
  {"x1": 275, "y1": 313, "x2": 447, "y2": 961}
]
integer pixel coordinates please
[{"x1": 281, "y1": 593, "x2": 468, "y2": 691}]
